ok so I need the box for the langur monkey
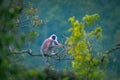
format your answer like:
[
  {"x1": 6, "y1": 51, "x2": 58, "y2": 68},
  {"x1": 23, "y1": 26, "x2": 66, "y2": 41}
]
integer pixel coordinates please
[{"x1": 40, "y1": 34, "x2": 62, "y2": 65}]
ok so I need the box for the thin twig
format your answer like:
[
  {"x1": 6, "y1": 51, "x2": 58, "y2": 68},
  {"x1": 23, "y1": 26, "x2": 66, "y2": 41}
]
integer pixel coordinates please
[{"x1": 101, "y1": 45, "x2": 120, "y2": 62}]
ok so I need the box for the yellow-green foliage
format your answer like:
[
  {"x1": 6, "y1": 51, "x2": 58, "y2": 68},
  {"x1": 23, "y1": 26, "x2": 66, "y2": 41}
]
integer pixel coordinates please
[
  {"x1": 83, "y1": 13, "x2": 100, "y2": 26},
  {"x1": 67, "y1": 14, "x2": 104, "y2": 80}
]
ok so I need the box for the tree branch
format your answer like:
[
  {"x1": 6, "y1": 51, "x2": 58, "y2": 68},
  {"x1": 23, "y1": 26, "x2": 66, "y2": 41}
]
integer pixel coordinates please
[
  {"x1": 9, "y1": 46, "x2": 53, "y2": 56},
  {"x1": 9, "y1": 46, "x2": 73, "y2": 61},
  {"x1": 9, "y1": 43, "x2": 120, "y2": 63},
  {"x1": 101, "y1": 44, "x2": 120, "y2": 62}
]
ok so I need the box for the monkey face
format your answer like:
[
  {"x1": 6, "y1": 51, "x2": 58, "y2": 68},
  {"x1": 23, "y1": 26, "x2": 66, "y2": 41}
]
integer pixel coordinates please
[
  {"x1": 50, "y1": 34, "x2": 57, "y2": 41},
  {"x1": 52, "y1": 35, "x2": 56, "y2": 40}
]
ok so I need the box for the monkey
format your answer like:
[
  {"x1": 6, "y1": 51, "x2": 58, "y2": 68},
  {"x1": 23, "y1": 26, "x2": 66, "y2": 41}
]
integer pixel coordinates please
[
  {"x1": 40, "y1": 34, "x2": 62, "y2": 65},
  {"x1": 41, "y1": 34, "x2": 62, "y2": 55}
]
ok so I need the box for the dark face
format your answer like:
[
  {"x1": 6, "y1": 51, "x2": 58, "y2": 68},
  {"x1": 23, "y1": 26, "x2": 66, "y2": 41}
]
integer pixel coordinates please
[{"x1": 52, "y1": 35, "x2": 56, "y2": 40}]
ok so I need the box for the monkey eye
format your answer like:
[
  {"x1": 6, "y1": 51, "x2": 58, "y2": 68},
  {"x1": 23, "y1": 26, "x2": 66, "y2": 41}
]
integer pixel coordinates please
[{"x1": 52, "y1": 36, "x2": 56, "y2": 40}]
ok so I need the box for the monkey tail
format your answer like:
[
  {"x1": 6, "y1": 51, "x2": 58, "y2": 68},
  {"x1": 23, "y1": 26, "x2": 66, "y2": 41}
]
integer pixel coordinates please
[
  {"x1": 40, "y1": 48, "x2": 47, "y2": 65},
  {"x1": 40, "y1": 48, "x2": 49, "y2": 67}
]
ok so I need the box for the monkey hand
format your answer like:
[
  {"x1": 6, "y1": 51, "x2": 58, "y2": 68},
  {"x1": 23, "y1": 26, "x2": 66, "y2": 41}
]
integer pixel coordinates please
[{"x1": 59, "y1": 43, "x2": 64, "y2": 48}]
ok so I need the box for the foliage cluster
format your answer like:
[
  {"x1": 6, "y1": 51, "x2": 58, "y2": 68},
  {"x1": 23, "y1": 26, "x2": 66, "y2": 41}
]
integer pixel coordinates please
[
  {"x1": 67, "y1": 14, "x2": 104, "y2": 80},
  {"x1": 0, "y1": 0, "x2": 25, "y2": 80}
]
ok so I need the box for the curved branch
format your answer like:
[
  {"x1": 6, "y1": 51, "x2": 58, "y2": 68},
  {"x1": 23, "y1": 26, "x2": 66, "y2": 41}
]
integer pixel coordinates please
[{"x1": 101, "y1": 44, "x2": 120, "y2": 62}]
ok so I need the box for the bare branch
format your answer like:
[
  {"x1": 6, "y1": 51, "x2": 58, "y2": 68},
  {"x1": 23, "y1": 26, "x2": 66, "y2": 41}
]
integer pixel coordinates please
[
  {"x1": 9, "y1": 46, "x2": 54, "y2": 56},
  {"x1": 101, "y1": 44, "x2": 120, "y2": 62},
  {"x1": 9, "y1": 46, "x2": 73, "y2": 61}
]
